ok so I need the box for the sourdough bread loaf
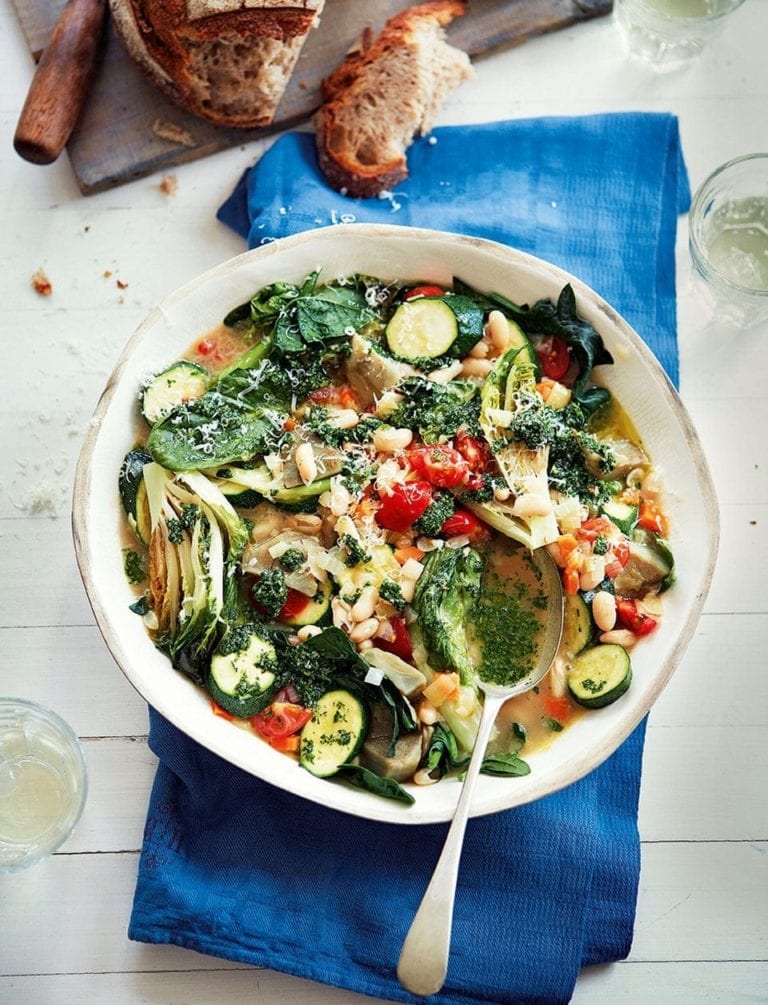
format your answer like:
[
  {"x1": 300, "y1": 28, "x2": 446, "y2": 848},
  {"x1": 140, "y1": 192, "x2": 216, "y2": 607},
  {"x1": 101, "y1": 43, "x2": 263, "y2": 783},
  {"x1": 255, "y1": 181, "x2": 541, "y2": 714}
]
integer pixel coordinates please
[
  {"x1": 109, "y1": 0, "x2": 325, "y2": 127},
  {"x1": 314, "y1": 1, "x2": 472, "y2": 198}
]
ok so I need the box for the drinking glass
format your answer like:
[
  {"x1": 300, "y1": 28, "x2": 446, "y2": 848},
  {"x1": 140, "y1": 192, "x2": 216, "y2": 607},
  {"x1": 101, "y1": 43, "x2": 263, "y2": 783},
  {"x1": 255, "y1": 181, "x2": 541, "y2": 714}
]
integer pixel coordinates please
[
  {"x1": 0, "y1": 699, "x2": 88, "y2": 872},
  {"x1": 613, "y1": 0, "x2": 746, "y2": 72},
  {"x1": 689, "y1": 154, "x2": 768, "y2": 327}
]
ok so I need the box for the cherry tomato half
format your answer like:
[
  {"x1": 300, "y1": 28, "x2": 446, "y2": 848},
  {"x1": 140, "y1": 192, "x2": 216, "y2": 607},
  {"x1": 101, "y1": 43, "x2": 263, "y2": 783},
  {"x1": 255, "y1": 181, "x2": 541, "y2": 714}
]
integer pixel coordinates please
[
  {"x1": 403, "y1": 284, "x2": 446, "y2": 300},
  {"x1": 251, "y1": 702, "x2": 313, "y2": 738},
  {"x1": 615, "y1": 598, "x2": 658, "y2": 636},
  {"x1": 375, "y1": 481, "x2": 433, "y2": 532},
  {"x1": 536, "y1": 336, "x2": 571, "y2": 381},
  {"x1": 408, "y1": 446, "x2": 469, "y2": 488},
  {"x1": 441, "y1": 508, "x2": 491, "y2": 542},
  {"x1": 278, "y1": 589, "x2": 313, "y2": 622},
  {"x1": 455, "y1": 431, "x2": 494, "y2": 472},
  {"x1": 374, "y1": 616, "x2": 414, "y2": 663}
]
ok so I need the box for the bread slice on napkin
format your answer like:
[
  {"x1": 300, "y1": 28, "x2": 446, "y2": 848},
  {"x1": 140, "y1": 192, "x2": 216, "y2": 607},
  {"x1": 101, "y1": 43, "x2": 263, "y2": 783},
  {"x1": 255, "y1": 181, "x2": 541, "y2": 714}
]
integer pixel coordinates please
[
  {"x1": 314, "y1": 1, "x2": 472, "y2": 197},
  {"x1": 109, "y1": 0, "x2": 325, "y2": 128}
]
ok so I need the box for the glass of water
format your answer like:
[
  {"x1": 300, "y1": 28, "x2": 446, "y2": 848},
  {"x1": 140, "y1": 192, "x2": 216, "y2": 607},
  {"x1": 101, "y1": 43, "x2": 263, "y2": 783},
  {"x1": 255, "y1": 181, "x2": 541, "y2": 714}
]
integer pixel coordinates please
[
  {"x1": 614, "y1": 0, "x2": 745, "y2": 72},
  {"x1": 689, "y1": 154, "x2": 768, "y2": 327},
  {"x1": 0, "y1": 699, "x2": 88, "y2": 872}
]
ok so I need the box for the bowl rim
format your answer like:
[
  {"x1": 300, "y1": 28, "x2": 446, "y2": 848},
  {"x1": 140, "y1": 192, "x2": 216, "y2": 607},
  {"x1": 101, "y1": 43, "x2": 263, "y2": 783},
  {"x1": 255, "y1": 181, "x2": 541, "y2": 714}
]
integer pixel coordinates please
[{"x1": 71, "y1": 223, "x2": 720, "y2": 824}]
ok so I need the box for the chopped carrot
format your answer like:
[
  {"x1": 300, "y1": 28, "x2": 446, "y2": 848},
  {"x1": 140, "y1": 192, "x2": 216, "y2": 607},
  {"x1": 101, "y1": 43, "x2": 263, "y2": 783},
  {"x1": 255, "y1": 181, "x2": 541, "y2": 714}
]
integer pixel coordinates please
[
  {"x1": 269, "y1": 734, "x2": 301, "y2": 754},
  {"x1": 544, "y1": 696, "x2": 572, "y2": 723},
  {"x1": 423, "y1": 672, "x2": 460, "y2": 708},
  {"x1": 557, "y1": 534, "x2": 579, "y2": 561},
  {"x1": 564, "y1": 567, "x2": 580, "y2": 595},
  {"x1": 394, "y1": 545, "x2": 425, "y2": 564},
  {"x1": 353, "y1": 498, "x2": 376, "y2": 519},
  {"x1": 283, "y1": 416, "x2": 297, "y2": 431},
  {"x1": 210, "y1": 700, "x2": 234, "y2": 721},
  {"x1": 536, "y1": 378, "x2": 555, "y2": 401},
  {"x1": 638, "y1": 499, "x2": 669, "y2": 536},
  {"x1": 339, "y1": 384, "x2": 360, "y2": 410}
]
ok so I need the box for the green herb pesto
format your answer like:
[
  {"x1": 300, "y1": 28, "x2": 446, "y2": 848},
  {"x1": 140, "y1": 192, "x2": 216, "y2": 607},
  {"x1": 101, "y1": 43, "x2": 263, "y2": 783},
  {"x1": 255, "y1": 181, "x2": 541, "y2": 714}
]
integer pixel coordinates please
[
  {"x1": 122, "y1": 548, "x2": 146, "y2": 585},
  {"x1": 472, "y1": 563, "x2": 545, "y2": 688}
]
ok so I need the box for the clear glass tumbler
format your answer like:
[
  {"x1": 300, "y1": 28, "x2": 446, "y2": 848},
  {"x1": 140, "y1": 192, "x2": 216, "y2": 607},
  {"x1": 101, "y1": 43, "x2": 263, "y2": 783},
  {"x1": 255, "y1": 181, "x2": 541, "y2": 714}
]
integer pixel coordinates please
[
  {"x1": 613, "y1": 0, "x2": 745, "y2": 72},
  {"x1": 689, "y1": 154, "x2": 768, "y2": 327},
  {"x1": 0, "y1": 699, "x2": 88, "y2": 872}
]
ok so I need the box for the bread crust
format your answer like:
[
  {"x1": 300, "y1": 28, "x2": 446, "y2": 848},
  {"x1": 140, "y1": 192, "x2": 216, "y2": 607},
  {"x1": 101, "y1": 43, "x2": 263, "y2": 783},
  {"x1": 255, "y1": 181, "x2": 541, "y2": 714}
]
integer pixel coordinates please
[
  {"x1": 314, "y1": 1, "x2": 469, "y2": 198},
  {"x1": 110, "y1": 0, "x2": 322, "y2": 127}
]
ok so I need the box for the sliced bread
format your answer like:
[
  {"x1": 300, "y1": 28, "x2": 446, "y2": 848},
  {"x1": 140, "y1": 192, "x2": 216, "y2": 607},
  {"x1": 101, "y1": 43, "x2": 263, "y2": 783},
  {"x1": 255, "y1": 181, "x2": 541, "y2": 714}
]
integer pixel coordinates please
[
  {"x1": 109, "y1": 0, "x2": 325, "y2": 128},
  {"x1": 314, "y1": 1, "x2": 472, "y2": 198}
]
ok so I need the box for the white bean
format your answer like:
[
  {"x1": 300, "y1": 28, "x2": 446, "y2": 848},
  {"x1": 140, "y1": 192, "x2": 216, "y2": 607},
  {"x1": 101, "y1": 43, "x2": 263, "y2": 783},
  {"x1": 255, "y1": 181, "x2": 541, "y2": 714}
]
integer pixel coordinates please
[
  {"x1": 494, "y1": 485, "x2": 511, "y2": 501},
  {"x1": 297, "y1": 624, "x2": 323, "y2": 642},
  {"x1": 285, "y1": 513, "x2": 322, "y2": 535},
  {"x1": 327, "y1": 408, "x2": 359, "y2": 429},
  {"x1": 295, "y1": 442, "x2": 318, "y2": 485},
  {"x1": 591, "y1": 591, "x2": 617, "y2": 632},
  {"x1": 599, "y1": 629, "x2": 638, "y2": 648},
  {"x1": 461, "y1": 357, "x2": 492, "y2": 378},
  {"x1": 512, "y1": 493, "x2": 553, "y2": 518},
  {"x1": 372, "y1": 426, "x2": 414, "y2": 452},
  {"x1": 351, "y1": 585, "x2": 378, "y2": 623},
  {"x1": 358, "y1": 639, "x2": 374, "y2": 651},
  {"x1": 349, "y1": 617, "x2": 380, "y2": 643},
  {"x1": 468, "y1": 339, "x2": 489, "y2": 358},
  {"x1": 487, "y1": 310, "x2": 511, "y2": 351},
  {"x1": 417, "y1": 701, "x2": 439, "y2": 726}
]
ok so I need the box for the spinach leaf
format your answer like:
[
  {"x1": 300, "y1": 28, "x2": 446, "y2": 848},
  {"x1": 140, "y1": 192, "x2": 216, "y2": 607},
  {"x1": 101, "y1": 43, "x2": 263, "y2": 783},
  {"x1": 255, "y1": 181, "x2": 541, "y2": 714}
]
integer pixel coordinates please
[
  {"x1": 479, "y1": 752, "x2": 531, "y2": 777},
  {"x1": 222, "y1": 300, "x2": 252, "y2": 328},
  {"x1": 302, "y1": 627, "x2": 369, "y2": 675},
  {"x1": 378, "y1": 679, "x2": 418, "y2": 757},
  {"x1": 250, "y1": 270, "x2": 376, "y2": 354},
  {"x1": 128, "y1": 594, "x2": 149, "y2": 616},
  {"x1": 336, "y1": 764, "x2": 415, "y2": 805},
  {"x1": 454, "y1": 278, "x2": 614, "y2": 415},
  {"x1": 389, "y1": 376, "x2": 481, "y2": 444},
  {"x1": 425, "y1": 723, "x2": 470, "y2": 780}
]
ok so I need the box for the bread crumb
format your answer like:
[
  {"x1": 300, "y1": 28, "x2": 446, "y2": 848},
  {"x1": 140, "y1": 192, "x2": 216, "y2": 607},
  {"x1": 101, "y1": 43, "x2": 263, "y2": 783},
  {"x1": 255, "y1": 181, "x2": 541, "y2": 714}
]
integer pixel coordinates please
[
  {"x1": 32, "y1": 268, "x2": 52, "y2": 296},
  {"x1": 152, "y1": 119, "x2": 195, "y2": 147},
  {"x1": 116, "y1": 279, "x2": 128, "y2": 290},
  {"x1": 103, "y1": 269, "x2": 113, "y2": 278},
  {"x1": 160, "y1": 174, "x2": 178, "y2": 196},
  {"x1": 118, "y1": 295, "x2": 125, "y2": 304}
]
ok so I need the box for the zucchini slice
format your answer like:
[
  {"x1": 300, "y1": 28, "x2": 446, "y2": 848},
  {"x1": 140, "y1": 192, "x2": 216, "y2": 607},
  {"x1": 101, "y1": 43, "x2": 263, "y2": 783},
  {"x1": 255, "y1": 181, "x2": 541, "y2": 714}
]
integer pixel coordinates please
[
  {"x1": 277, "y1": 579, "x2": 332, "y2": 628},
  {"x1": 207, "y1": 625, "x2": 278, "y2": 717},
  {"x1": 385, "y1": 298, "x2": 458, "y2": 362},
  {"x1": 505, "y1": 319, "x2": 541, "y2": 377},
  {"x1": 567, "y1": 644, "x2": 631, "y2": 709},
  {"x1": 560, "y1": 593, "x2": 593, "y2": 658},
  {"x1": 119, "y1": 449, "x2": 152, "y2": 546},
  {"x1": 601, "y1": 500, "x2": 638, "y2": 535},
  {"x1": 142, "y1": 362, "x2": 208, "y2": 425},
  {"x1": 218, "y1": 482, "x2": 263, "y2": 509},
  {"x1": 299, "y1": 689, "x2": 368, "y2": 777}
]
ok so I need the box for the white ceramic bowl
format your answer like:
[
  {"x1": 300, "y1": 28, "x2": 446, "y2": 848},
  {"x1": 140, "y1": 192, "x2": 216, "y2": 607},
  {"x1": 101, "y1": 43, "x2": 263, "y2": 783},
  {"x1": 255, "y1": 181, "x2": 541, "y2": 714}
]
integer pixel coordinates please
[{"x1": 72, "y1": 224, "x2": 719, "y2": 824}]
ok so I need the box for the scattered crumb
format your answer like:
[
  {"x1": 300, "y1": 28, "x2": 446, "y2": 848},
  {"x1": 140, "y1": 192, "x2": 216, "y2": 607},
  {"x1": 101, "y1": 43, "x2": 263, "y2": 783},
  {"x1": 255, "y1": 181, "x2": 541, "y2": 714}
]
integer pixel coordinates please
[
  {"x1": 750, "y1": 520, "x2": 757, "y2": 525},
  {"x1": 152, "y1": 118, "x2": 195, "y2": 147},
  {"x1": 299, "y1": 81, "x2": 309, "y2": 90},
  {"x1": 116, "y1": 279, "x2": 128, "y2": 290},
  {"x1": 118, "y1": 295, "x2": 125, "y2": 304},
  {"x1": 19, "y1": 482, "x2": 62, "y2": 518},
  {"x1": 84, "y1": 225, "x2": 90, "y2": 232},
  {"x1": 159, "y1": 174, "x2": 178, "y2": 196},
  {"x1": 103, "y1": 269, "x2": 113, "y2": 278},
  {"x1": 32, "y1": 268, "x2": 52, "y2": 296}
]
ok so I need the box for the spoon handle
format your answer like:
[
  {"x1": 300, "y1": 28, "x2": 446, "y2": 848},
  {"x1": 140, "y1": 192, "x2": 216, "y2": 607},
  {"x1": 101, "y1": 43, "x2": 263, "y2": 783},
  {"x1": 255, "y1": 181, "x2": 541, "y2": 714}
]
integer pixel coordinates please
[{"x1": 397, "y1": 691, "x2": 506, "y2": 998}]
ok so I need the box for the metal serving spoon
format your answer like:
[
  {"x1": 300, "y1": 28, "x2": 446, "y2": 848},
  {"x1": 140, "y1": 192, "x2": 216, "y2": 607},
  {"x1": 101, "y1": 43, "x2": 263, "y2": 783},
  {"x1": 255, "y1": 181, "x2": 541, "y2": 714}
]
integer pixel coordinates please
[{"x1": 397, "y1": 547, "x2": 564, "y2": 998}]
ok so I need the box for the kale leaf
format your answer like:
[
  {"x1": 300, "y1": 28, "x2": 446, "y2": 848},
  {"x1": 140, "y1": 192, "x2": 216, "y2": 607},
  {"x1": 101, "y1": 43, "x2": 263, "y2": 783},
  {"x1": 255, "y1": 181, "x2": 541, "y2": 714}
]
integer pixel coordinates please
[{"x1": 251, "y1": 568, "x2": 288, "y2": 620}]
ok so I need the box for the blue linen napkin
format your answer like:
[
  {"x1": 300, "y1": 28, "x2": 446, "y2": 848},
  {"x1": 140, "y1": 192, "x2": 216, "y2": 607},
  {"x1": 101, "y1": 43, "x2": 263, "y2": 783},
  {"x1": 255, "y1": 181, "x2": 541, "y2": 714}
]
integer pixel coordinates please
[{"x1": 130, "y1": 113, "x2": 690, "y2": 1004}]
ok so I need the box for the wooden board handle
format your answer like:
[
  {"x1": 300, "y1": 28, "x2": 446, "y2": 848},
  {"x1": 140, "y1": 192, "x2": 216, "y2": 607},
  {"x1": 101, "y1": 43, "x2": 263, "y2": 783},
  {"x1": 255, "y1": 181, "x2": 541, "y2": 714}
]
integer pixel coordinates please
[{"x1": 13, "y1": 0, "x2": 107, "y2": 165}]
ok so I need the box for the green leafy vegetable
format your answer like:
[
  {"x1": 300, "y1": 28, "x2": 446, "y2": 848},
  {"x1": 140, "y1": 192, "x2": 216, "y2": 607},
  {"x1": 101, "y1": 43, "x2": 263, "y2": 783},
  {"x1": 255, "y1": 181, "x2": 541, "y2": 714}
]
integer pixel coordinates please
[
  {"x1": 279, "y1": 548, "x2": 305, "y2": 572},
  {"x1": 478, "y1": 752, "x2": 531, "y2": 777},
  {"x1": 336, "y1": 764, "x2": 415, "y2": 805},
  {"x1": 411, "y1": 546, "x2": 484, "y2": 683},
  {"x1": 379, "y1": 579, "x2": 407, "y2": 612}
]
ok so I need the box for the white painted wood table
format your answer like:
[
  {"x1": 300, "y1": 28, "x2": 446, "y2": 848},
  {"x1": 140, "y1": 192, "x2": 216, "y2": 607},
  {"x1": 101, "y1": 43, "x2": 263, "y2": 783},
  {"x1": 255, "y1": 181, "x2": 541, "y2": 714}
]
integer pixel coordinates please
[{"x1": 1, "y1": 1, "x2": 766, "y2": 1001}]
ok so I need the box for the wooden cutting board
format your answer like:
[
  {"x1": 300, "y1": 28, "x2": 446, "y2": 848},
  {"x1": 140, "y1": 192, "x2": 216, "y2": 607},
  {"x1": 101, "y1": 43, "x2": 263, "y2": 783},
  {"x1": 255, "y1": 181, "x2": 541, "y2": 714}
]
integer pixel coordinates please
[{"x1": 11, "y1": 0, "x2": 611, "y2": 195}]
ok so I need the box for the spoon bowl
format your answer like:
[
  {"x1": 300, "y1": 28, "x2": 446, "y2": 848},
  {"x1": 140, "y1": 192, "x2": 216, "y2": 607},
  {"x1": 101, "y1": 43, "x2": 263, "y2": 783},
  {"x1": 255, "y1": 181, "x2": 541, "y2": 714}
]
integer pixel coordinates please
[{"x1": 397, "y1": 547, "x2": 564, "y2": 997}]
